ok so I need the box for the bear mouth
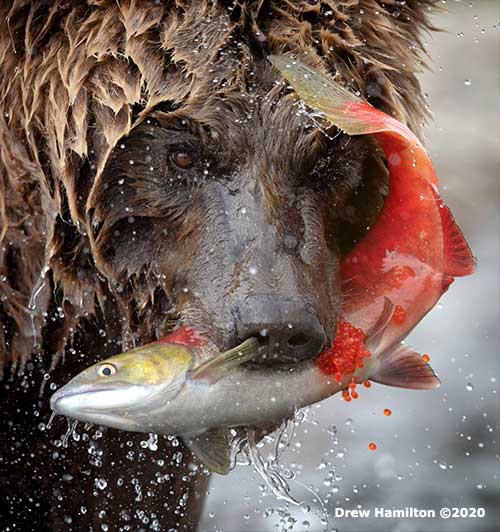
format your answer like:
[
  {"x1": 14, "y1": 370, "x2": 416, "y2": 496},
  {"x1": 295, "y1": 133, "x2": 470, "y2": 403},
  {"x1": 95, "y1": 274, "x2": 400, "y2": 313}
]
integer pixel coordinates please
[{"x1": 153, "y1": 319, "x2": 329, "y2": 369}]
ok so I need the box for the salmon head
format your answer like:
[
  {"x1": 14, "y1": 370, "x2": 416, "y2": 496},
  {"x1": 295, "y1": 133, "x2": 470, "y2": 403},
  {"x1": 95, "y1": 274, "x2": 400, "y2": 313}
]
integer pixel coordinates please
[{"x1": 50, "y1": 342, "x2": 193, "y2": 430}]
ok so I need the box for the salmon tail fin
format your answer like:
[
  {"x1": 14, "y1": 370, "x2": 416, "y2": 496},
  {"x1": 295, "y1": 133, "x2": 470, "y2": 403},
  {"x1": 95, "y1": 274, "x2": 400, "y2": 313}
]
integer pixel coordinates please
[
  {"x1": 371, "y1": 344, "x2": 440, "y2": 390},
  {"x1": 268, "y1": 55, "x2": 389, "y2": 136},
  {"x1": 439, "y1": 203, "x2": 476, "y2": 278}
]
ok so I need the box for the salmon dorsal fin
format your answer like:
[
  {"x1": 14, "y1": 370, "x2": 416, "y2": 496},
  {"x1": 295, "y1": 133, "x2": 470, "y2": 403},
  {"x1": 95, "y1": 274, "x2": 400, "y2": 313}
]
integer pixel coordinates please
[
  {"x1": 371, "y1": 344, "x2": 440, "y2": 390},
  {"x1": 439, "y1": 202, "x2": 476, "y2": 277}
]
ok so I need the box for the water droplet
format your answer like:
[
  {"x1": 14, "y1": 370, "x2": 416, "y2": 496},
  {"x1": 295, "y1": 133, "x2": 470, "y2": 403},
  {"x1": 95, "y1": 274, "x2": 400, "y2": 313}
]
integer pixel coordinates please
[
  {"x1": 466, "y1": 383, "x2": 474, "y2": 391},
  {"x1": 95, "y1": 478, "x2": 108, "y2": 490},
  {"x1": 464, "y1": 79, "x2": 472, "y2": 86}
]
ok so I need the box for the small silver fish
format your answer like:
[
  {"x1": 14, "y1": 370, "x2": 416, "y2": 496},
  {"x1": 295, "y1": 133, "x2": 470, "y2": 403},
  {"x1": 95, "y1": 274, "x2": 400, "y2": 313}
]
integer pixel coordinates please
[{"x1": 50, "y1": 301, "x2": 439, "y2": 474}]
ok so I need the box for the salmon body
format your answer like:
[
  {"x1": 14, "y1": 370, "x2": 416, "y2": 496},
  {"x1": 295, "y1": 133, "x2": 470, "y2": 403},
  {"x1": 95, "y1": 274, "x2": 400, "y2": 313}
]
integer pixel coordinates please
[
  {"x1": 267, "y1": 57, "x2": 476, "y2": 370},
  {"x1": 339, "y1": 109, "x2": 475, "y2": 353}
]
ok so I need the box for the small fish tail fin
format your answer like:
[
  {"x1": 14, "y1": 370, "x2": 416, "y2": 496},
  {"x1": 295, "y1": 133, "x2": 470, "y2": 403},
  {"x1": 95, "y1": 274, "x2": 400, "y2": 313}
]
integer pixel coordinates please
[
  {"x1": 438, "y1": 200, "x2": 477, "y2": 279},
  {"x1": 371, "y1": 344, "x2": 440, "y2": 390},
  {"x1": 269, "y1": 55, "x2": 394, "y2": 136}
]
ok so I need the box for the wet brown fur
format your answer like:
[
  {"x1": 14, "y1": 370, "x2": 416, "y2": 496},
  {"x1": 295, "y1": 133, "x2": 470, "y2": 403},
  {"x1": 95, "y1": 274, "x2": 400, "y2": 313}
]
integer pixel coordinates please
[{"x1": 0, "y1": 0, "x2": 438, "y2": 374}]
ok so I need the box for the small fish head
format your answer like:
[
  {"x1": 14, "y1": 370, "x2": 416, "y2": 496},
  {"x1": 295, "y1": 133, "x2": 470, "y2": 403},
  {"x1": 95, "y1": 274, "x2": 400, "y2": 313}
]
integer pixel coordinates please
[{"x1": 50, "y1": 343, "x2": 193, "y2": 429}]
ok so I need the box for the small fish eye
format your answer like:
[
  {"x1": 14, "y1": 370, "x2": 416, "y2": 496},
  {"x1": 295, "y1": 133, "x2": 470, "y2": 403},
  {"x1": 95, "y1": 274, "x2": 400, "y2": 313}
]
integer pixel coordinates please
[
  {"x1": 98, "y1": 363, "x2": 117, "y2": 377},
  {"x1": 171, "y1": 150, "x2": 193, "y2": 169}
]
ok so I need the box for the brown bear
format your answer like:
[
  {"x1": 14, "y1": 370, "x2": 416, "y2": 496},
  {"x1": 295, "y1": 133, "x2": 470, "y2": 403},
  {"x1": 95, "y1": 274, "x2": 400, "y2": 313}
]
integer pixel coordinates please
[{"x1": 0, "y1": 0, "x2": 437, "y2": 529}]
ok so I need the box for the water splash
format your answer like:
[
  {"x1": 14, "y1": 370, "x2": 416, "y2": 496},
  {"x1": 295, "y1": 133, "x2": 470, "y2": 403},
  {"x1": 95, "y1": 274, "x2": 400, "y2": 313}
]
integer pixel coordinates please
[
  {"x1": 246, "y1": 427, "x2": 300, "y2": 506},
  {"x1": 61, "y1": 419, "x2": 78, "y2": 448},
  {"x1": 243, "y1": 416, "x2": 329, "y2": 530},
  {"x1": 28, "y1": 264, "x2": 50, "y2": 347},
  {"x1": 46, "y1": 411, "x2": 56, "y2": 430}
]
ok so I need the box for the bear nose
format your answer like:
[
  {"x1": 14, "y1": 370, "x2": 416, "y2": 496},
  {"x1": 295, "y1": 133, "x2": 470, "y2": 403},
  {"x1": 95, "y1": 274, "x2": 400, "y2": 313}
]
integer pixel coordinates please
[{"x1": 234, "y1": 297, "x2": 327, "y2": 366}]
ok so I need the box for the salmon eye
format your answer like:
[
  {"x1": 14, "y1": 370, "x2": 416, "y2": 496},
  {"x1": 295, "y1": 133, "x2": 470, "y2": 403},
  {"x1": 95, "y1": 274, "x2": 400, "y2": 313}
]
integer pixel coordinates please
[
  {"x1": 171, "y1": 150, "x2": 193, "y2": 169},
  {"x1": 98, "y1": 363, "x2": 117, "y2": 377}
]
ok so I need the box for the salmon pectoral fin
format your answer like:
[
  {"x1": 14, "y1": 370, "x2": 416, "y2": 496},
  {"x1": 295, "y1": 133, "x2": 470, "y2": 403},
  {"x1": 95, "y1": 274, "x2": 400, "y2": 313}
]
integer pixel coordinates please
[
  {"x1": 190, "y1": 337, "x2": 260, "y2": 385},
  {"x1": 364, "y1": 297, "x2": 395, "y2": 352},
  {"x1": 371, "y1": 344, "x2": 441, "y2": 390},
  {"x1": 184, "y1": 428, "x2": 233, "y2": 475},
  {"x1": 440, "y1": 202, "x2": 477, "y2": 278}
]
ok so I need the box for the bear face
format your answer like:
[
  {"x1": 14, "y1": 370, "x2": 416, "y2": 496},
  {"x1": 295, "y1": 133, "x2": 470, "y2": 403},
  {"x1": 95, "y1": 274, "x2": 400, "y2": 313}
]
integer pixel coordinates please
[
  {"x1": 87, "y1": 84, "x2": 388, "y2": 363},
  {"x1": 0, "y1": 0, "x2": 434, "y2": 372},
  {"x1": 0, "y1": 0, "x2": 435, "y2": 373}
]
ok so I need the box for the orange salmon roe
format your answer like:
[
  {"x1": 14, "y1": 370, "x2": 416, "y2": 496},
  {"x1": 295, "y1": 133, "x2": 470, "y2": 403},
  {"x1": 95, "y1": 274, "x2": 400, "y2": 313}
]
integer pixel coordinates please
[
  {"x1": 368, "y1": 442, "x2": 377, "y2": 451},
  {"x1": 363, "y1": 380, "x2": 372, "y2": 388},
  {"x1": 342, "y1": 390, "x2": 352, "y2": 402},
  {"x1": 384, "y1": 408, "x2": 392, "y2": 416},
  {"x1": 316, "y1": 321, "x2": 371, "y2": 384},
  {"x1": 392, "y1": 305, "x2": 407, "y2": 324},
  {"x1": 422, "y1": 354, "x2": 430, "y2": 363}
]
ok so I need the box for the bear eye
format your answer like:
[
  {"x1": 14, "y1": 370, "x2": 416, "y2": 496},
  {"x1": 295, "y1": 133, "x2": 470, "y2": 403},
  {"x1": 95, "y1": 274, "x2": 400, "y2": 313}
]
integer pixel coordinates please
[
  {"x1": 98, "y1": 363, "x2": 117, "y2": 377},
  {"x1": 170, "y1": 149, "x2": 193, "y2": 169}
]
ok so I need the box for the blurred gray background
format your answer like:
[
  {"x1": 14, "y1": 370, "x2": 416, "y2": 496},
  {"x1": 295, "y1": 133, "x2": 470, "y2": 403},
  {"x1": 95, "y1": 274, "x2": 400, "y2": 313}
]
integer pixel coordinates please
[{"x1": 200, "y1": 2, "x2": 500, "y2": 531}]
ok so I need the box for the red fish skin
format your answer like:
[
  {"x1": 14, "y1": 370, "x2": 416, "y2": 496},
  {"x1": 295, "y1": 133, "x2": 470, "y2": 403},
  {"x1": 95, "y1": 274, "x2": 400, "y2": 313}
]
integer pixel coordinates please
[{"x1": 340, "y1": 102, "x2": 470, "y2": 353}]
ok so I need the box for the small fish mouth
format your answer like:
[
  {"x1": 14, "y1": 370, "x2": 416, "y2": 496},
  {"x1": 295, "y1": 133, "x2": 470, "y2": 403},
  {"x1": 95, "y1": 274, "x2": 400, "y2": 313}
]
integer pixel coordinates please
[
  {"x1": 50, "y1": 382, "x2": 134, "y2": 416},
  {"x1": 51, "y1": 383, "x2": 113, "y2": 407}
]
